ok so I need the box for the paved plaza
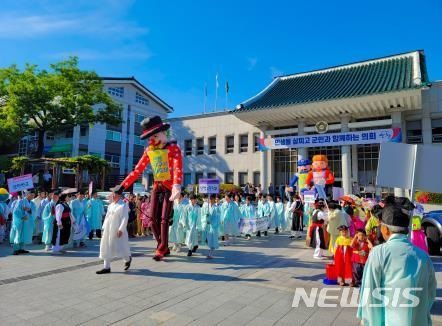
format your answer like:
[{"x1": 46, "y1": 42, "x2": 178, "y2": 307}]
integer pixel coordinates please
[{"x1": 0, "y1": 233, "x2": 441, "y2": 326}]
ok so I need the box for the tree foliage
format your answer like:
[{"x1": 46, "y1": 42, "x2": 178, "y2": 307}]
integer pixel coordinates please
[{"x1": 0, "y1": 57, "x2": 122, "y2": 156}]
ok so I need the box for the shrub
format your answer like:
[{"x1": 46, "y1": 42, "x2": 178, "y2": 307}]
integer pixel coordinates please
[{"x1": 416, "y1": 191, "x2": 442, "y2": 204}]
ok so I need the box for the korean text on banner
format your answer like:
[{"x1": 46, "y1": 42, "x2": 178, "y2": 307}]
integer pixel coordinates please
[
  {"x1": 198, "y1": 179, "x2": 220, "y2": 194},
  {"x1": 7, "y1": 174, "x2": 34, "y2": 192}
]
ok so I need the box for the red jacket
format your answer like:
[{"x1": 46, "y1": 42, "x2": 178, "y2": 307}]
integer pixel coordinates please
[
  {"x1": 121, "y1": 142, "x2": 183, "y2": 191},
  {"x1": 351, "y1": 239, "x2": 370, "y2": 264}
]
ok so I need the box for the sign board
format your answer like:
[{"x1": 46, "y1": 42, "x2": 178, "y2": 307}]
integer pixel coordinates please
[
  {"x1": 239, "y1": 216, "x2": 271, "y2": 234},
  {"x1": 376, "y1": 142, "x2": 442, "y2": 194},
  {"x1": 269, "y1": 128, "x2": 402, "y2": 149},
  {"x1": 62, "y1": 168, "x2": 76, "y2": 175},
  {"x1": 303, "y1": 190, "x2": 317, "y2": 203},
  {"x1": 198, "y1": 179, "x2": 220, "y2": 194},
  {"x1": 7, "y1": 174, "x2": 34, "y2": 192},
  {"x1": 132, "y1": 182, "x2": 145, "y2": 195}
]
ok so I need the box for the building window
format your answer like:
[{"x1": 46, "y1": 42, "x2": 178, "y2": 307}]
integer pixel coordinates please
[
  {"x1": 134, "y1": 135, "x2": 144, "y2": 146},
  {"x1": 196, "y1": 138, "x2": 204, "y2": 155},
  {"x1": 65, "y1": 128, "x2": 73, "y2": 138},
  {"x1": 207, "y1": 172, "x2": 217, "y2": 179},
  {"x1": 224, "y1": 172, "x2": 234, "y2": 184},
  {"x1": 208, "y1": 137, "x2": 216, "y2": 154},
  {"x1": 254, "y1": 133, "x2": 260, "y2": 152},
  {"x1": 406, "y1": 120, "x2": 422, "y2": 144},
  {"x1": 106, "y1": 130, "x2": 122, "y2": 142},
  {"x1": 274, "y1": 148, "x2": 298, "y2": 185},
  {"x1": 107, "y1": 86, "x2": 124, "y2": 98},
  {"x1": 135, "y1": 92, "x2": 150, "y2": 106},
  {"x1": 184, "y1": 139, "x2": 193, "y2": 156},
  {"x1": 18, "y1": 138, "x2": 28, "y2": 156},
  {"x1": 225, "y1": 136, "x2": 234, "y2": 154},
  {"x1": 46, "y1": 132, "x2": 54, "y2": 141},
  {"x1": 135, "y1": 113, "x2": 146, "y2": 124},
  {"x1": 357, "y1": 144, "x2": 380, "y2": 187},
  {"x1": 80, "y1": 126, "x2": 87, "y2": 137},
  {"x1": 147, "y1": 173, "x2": 154, "y2": 189},
  {"x1": 183, "y1": 173, "x2": 192, "y2": 186},
  {"x1": 239, "y1": 134, "x2": 248, "y2": 153},
  {"x1": 253, "y1": 171, "x2": 260, "y2": 186},
  {"x1": 432, "y1": 119, "x2": 442, "y2": 143},
  {"x1": 238, "y1": 172, "x2": 248, "y2": 187},
  {"x1": 104, "y1": 154, "x2": 120, "y2": 168},
  {"x1": 195, "y1": 172, "x2": 204, "y2": 184}
]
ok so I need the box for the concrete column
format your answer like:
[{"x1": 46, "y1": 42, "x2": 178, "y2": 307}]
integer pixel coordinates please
[
  {"x1": 351, "y1": 144, "x2": 358, "y2": 183},
  {"x1": 297, "y1": 120, "x2": 307, "y2": 160},
  {"x1": 341, "y1": 116, "x2": 352, "y2": 195},
  {"x1": 260, "y1": 128, "x2": 268, "y2": 189},
  {"x1": 391, "y1": 111, "x2": 406, "y2": 197},
  {"x1": 72, "y1": 125, "x2": 80, "y2": 157}
]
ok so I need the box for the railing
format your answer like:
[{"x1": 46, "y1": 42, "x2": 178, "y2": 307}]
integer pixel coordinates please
[
  {"x1": 407, "y1": 135, "x2": 423, "y2": 144},
  {"x1": 432, "y1": 134, "x2": 442, "y2": 143}
]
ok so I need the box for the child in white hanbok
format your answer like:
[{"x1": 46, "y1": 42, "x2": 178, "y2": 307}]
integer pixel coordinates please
[{"x1": 201, "y1": 194, "x2": 220, "y2": 259}]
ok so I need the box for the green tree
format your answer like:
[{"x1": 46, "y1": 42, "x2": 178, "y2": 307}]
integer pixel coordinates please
[{"x1": 0, "y1": 57, "x2": 121, "y2": 157}]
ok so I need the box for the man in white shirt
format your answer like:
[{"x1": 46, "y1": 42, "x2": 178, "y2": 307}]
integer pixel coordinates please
[{"x1": 96, "y1": 185, "x2": 132, "y2": 274}]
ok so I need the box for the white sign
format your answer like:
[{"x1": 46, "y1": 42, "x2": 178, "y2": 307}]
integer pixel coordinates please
[
  {"x1": 62, "y1": 168, "x2": 76, "y2": 175},
  {"x1": 303, "y1": 191, "x2": 316, "y2": 203},
  {"x1": 198, "y1": 179, "x2": 220, "y2": 194},
  {"x1": 376, "y1": 142, "x2": 442, "y2": 194},
  {"x1": 186, "y1": 184, "x2": 194, "y2": 193},
  {"x1": 239, "y1": 216, "x2": 271, "y2": 233},
  {"x1": 7, "y1": 174, "x2": 34, "y2": 192},
  {"x1": 268, "y1": 128, "x2": 402, "y2": 149},
  {"x1": 133, "y1": 182, "x2": 145, "y2": 195}
]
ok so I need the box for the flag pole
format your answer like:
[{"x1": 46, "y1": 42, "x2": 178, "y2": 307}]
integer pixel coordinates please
[
  {"x1": 225, "y1": 81, "x2": 229, "y2": 111},
  {"x1": 214, "y1": 73, "x2": 218, "y2": 112}
]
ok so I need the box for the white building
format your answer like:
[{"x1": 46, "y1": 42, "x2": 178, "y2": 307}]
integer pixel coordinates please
[
  {"x1": 17, "y1": 77, "x2": 172, "y2": 187},
  {"x1": 169, "y1": 50, "x2": 442, "y2": 196}
]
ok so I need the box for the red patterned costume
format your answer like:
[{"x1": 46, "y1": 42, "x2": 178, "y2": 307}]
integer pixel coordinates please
[
  {"x1": 121, "y1": 116, "x2": 183, "y2": 261},
  {"x1": 334, "y1": 234, "x2": 353, "y2": 285}
]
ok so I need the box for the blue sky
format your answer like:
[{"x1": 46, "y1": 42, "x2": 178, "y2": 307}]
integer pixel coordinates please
[{"x1": 0, "y1": 0, "x2": 441, "y2": 117}]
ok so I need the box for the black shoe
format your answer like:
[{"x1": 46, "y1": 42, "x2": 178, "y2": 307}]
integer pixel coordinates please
[
  {"x1": 79, "y1": 242, "x2": 86, "y2": 248},
  {"x1": 275, "y1": 228, "x2": 279, "y2": 234},
  {"x1": 18, "y1": 249, "x2": 29, "y2": 254},
  {"x1": 124, "y1": 257, "x2": 132, "y2": 271},
  {"x1": 13, "y1": 250, "x2": 20, "y2": 255},
  {"x1": 96, "y1": 268, "x2": 111, "y2": 274},
  {"x1": 88, "y1": 232, "x2": 93, "y2": 240},
  {"x1": 192, "y1": 245, "x2": 198, "y2": 253},
  {"x1": 245, "y1": 235, "x2": 251, "y2": 240},
  {"x1": 264, "y1": 231, "x2": 268, "y2": 236},
  {"x1": 164, "y1": 248, "x2": 171, "y2": 256},
  {"x1": 221, "y1": 236, "x2": 225, "y2": 241},
  {"x1": 187, "y1": 250, "x2": 192, "y2": 257},
  {"x1": 153, "y1": 255, "x2": 162, "y2": 261},
  {"x1": 289, "y1": 236, "x2": 295, "y2": 239},
  {"x1": 256, "y1": 231, "x2": 261, "y2": 237}
]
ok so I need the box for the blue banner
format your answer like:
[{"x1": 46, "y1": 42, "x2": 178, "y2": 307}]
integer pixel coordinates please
[{"x1": 267, "y1": 128, "x2": 401, "y2": 149}]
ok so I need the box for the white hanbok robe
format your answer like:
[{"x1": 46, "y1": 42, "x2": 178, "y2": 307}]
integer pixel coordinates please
[{"x1": 99, "y1": 199, "x2": 131, "y2": 260}]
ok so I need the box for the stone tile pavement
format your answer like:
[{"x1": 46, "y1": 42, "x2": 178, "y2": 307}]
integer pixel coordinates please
[{"x1": 0, "y1": 232, "x2": 441, "y2": 325}]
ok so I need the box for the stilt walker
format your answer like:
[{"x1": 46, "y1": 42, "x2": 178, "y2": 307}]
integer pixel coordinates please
[{"x1": 120, "y1": 116, "x2": 183, "y2": 261}]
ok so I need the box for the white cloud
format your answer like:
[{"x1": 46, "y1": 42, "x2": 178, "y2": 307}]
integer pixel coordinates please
[
  {"x1": 270, "y1": 66, "x2": 284, "y2": 78},
  {"x1": 247, "y1": 57, "x2": 258, "y2": 71},
  {"x1": 47, "y1": 46, "x2": 152, "y2": 61},
  {"x1": 0, "y1": 12, "x2": 148, "y2": 39}
]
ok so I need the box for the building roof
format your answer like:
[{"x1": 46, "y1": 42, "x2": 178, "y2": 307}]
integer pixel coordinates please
[
  {"x1": 101, "y1": 76, "x2": 173, "y2": 113},
  {"x1": 235, "y1": 50, "x2": 429, "y2": 113},
  {"x1": 167, "y1": 111, "x2": 231, "y2": 122}
]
